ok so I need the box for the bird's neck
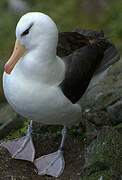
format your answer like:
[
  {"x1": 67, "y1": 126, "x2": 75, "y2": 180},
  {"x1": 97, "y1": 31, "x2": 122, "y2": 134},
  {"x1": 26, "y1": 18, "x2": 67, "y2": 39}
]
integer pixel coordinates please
[
  {"x1": 33, "y1": 39, "x2": 57, "y2": 62},
  {"x1": 16, "y1": 43, "x2": 65, "y2": 85}
]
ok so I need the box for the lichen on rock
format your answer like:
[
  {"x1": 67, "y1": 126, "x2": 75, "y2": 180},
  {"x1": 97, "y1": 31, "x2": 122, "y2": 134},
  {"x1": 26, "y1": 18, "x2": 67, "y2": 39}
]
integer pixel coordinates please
[{"x1": 83, "y1": 126, "x2": 122, "y2": 180}]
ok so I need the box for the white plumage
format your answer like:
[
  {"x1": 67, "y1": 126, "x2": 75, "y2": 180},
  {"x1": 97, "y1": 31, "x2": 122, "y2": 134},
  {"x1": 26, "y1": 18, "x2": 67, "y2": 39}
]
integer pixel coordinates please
[{"x1": 3, "y1": 12, "x2": 81, "y2": 125}]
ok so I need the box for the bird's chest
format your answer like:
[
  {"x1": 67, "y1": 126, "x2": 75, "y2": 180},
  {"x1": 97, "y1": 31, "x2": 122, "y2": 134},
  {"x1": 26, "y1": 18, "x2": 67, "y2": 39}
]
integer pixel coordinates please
[
  {"x1": 3, "y1": 72, "x2": 71, "y2": 121},
  {"x1": 3, "y1": 71, "x2": 81, "y2": 125},
  {"x1": 4, "y1": 72, "x2": 59, "y2": 106}
]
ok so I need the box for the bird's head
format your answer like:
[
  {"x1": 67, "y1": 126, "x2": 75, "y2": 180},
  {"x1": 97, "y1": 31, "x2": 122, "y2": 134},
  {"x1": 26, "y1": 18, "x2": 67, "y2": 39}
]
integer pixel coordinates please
[{"x1": 5, "y1": 12, "x2": 58, "y2": 74}]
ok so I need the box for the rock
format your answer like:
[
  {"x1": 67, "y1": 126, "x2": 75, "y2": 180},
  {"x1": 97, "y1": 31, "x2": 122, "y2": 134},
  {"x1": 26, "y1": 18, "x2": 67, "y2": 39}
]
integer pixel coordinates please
[
  {"x1": 8, "y1": 0, "x2": 30, "y2": 13},
  {"x1": 82, "y1": 170, "x2": 117, "y2": 180},
  {"x1": 83, "y1": 110, "x2": 110, "y2": 126},
  {"x1": 0, "y1": 103, "x2": 23, "y2": 139},
  {"x1": 0, "y1": 103, "x2": 16, "y2": 125},
  {"x1": 81, "y1": 60, "x2": 122, "y2": 179},
  {"x1": 115, "y1": 123, "x2": 122, "y2": 134},
  {"x1": 84, "y1": 120, "x2": 97, "y2": 144},
  {"x1": 82, "y1": 59, "x2": 122, "y2": 108},
  {"x1": 83, "y1": 126, "x2": 122, "y2": 180},
  {"x1": 0, "y1": 58, "x2": 7, "y2": 103},
  {"x1": 81, "y1": 60, "x2": 122, "y2": 126},
  {"x1": 107, "y1": 100, "x2": 122, "y2": 125}
]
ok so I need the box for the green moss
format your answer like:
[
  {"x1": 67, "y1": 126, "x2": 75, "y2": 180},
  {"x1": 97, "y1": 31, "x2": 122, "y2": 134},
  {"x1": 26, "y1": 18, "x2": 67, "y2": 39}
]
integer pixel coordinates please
[
  {"x1": 2, "y1": 117, "x2": 29, "y2": 140},
  {"x1": 33, "y1": 122, "x2": 85, "y2": 140},
  {"x1": 33, "y1": 124, "x2": 63, "y2": 134},
  {"x1": 85, "y1": 127, "x2": 122, "y2": 178},
  {"x1": 115, "y1": 123, "x2": 122, "y2": 134},
  {"x1": 82, "y1": 169, "x2": 119, "y2": 180}
]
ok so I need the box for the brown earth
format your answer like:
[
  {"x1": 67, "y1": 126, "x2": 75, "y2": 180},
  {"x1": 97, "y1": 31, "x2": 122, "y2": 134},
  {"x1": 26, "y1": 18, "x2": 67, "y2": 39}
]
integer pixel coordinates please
[{"x1": 0, "y1": 132, "x2": 85, "y2": 180}]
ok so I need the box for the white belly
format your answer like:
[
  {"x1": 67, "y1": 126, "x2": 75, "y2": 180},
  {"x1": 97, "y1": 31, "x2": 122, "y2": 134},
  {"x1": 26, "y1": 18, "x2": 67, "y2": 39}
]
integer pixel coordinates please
[{"x1": 3, "y1": 72, "x2": 81, "y2": 125}]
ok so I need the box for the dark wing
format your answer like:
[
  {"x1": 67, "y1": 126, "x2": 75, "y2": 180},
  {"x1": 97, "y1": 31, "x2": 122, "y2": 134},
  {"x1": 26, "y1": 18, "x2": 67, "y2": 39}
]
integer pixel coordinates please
[
  {"x1": 57, "y1": 32, "x2": 89, "y2": 57},
  {"x1": 57, "y1": 29, "x2": 120, "y2": 104},
  {"x1": 95, "y1": 42, "x2": 120, "y2": 74},
  {"x1": 57, "y1": 29, "x2": 105, "y2": 57},
  {"x1": 73, "y1": 29, "x2": 120, "y2": 74}
]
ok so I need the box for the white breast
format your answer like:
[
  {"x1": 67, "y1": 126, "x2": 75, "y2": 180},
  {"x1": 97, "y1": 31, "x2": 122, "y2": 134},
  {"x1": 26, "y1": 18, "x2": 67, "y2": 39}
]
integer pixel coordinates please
[{"x1": 3, "y1": 67, "x2": 81, "y2": 125}]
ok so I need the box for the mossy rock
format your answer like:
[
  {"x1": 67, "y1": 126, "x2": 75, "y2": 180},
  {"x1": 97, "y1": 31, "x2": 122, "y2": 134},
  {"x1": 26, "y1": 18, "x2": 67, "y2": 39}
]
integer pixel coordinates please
[
  {"x1": 115, "y1": 123, "x2": 122, "y2": 134},
  {"x1": 82, "y1": 60, "x2": 122, "y2": 110},
  {"x1": 107, "y1": 100, "x2": 122, "y2": 125},
  {"x1": 84, "y1": 126, "x2": 122, "y2": 179},
  {"x1": 0, "y1": 103, "x2": 16, "y2": 125},
  {"x1": 82, "y1": 60, "x2": 122, "y2": 126},
  {"x1": 0, "y1": 58, "x2": 7, "y2": 103},
  {"x1": 82, "y1": 169, "x2": 119, "y2": 180}
]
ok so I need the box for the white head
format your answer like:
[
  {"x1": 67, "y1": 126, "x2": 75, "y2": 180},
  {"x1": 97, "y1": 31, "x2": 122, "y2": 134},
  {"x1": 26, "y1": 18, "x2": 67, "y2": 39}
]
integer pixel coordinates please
[
  {"x1": 16, "y1": 12, "x2": 58, "y2": 50},
  {"x1": 5, "y1": 12, "x2": 58, "y2": 74}
]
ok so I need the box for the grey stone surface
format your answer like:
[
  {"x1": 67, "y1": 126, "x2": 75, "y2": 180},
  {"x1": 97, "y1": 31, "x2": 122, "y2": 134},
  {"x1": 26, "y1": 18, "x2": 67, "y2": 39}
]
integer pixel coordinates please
[
  {"x1": 84, "y1": 120, "x2": 97, "y2": 144},
  {"x1": 107, "y1": 100, "x2": 122, "y2": 125},
  {"x1": 0, "y1": 117, "x2": 22, "y2": 139},
  {"x1": 0, "y1": 58, "x2": 6, "y2": 103},
  {"x1": 81, "y1": 59, "x2": 122, "y2": 126},
  {"x1": 0, "y1": 103, "x2": 16, "y2": 125},
  {"x1": 0, "y1": 103, "x2": 23, "y2": 139}
]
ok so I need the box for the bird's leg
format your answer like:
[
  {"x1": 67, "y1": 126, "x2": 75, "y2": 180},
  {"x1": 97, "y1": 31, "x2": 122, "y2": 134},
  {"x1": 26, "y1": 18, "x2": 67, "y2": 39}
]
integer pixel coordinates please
[
  {"x1": 34, "y1": 125, "x2": 67, "y2": 178},
  {"x1": 1, "y1": 120, "x2": 35, "y2": 162},
  {"x1": 12, "y1": 120, "x2": 33, "y2": 158},
  {"x1": 59, "y1": 125, "x2": 67, "y2": 151}
]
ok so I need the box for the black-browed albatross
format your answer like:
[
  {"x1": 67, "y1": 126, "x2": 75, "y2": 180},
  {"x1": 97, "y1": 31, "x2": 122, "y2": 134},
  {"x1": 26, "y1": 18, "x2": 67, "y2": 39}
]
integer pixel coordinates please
[{"x1": 2, "y1": 12, "x2": 120, "y2": 177}]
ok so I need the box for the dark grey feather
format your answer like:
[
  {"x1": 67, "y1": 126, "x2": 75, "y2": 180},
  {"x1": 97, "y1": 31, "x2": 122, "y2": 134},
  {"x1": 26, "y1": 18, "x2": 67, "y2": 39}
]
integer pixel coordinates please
[{"x1": 57, "y1": 29, "x2": 120, "y2": 104}]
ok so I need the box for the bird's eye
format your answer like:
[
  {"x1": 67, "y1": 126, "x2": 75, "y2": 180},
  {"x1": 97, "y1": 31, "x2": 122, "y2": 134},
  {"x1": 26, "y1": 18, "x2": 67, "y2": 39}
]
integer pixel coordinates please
[
  {"x1": 21, "y1": 23, "x2": 33, "y2": 37},
  {"x1": 22, "y1": 28, "x2": 30, "y2": 36}
]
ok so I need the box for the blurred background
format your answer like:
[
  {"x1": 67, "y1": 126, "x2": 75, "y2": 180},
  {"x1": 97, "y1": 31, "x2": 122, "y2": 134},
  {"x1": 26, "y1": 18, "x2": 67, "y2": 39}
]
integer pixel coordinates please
[{"x1": 0, "y1": 0, "x2": 122, "y2": 58}]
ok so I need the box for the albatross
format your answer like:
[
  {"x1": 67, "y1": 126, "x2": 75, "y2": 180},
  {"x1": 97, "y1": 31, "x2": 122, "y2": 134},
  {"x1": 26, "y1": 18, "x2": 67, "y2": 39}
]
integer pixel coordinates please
[{"x1": 2, "y1": 12, "x2": 120, "y2": 177}]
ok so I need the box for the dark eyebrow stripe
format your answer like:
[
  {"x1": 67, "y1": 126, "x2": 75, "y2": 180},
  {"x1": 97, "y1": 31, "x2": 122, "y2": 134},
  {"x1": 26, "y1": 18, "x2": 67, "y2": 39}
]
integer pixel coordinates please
[
  {"x1": 21, "y1": 23, "x2": 34, "y2": 36},
  {"x1": 28, "y1": 23, "x2": 34, "y2": 30}
]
